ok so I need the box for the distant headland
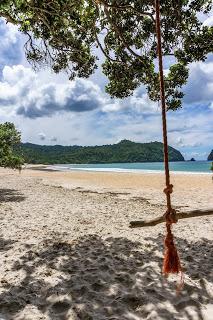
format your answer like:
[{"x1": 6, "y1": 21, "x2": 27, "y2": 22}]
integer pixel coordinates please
[
  {"x1": 16, "y1": 140, "x2": 184, "y2": 164},
  {"x1": 207, "y1": 150, "x2": 213, "y2": 161}
]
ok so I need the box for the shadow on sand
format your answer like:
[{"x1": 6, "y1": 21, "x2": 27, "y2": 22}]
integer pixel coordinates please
[
  {"x1": 0, "y1": 236, "x2": 16, "y2": 252},
  {"x1": 0, "y1": 234, "x2": 212, "y2": 319},
  {"x1": 0, "y1": 188, "x2": 26, "y2": 203}
]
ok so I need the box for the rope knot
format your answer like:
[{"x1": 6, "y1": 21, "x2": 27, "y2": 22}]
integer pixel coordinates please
[
  {"x1": 163, "y1": 184, "x2": 173, "y2": 195},
  {"x1": 165, "y1": 208, "x2": 178, "y2": 224}
]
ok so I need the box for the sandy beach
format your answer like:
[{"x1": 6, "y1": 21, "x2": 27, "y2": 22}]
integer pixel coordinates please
[{"x1": 0, "y1": 167, "x2": 212, "y2": 319}]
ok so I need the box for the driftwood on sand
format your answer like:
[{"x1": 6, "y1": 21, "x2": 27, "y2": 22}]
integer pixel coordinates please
[{"x1": 129, "y1": 209, "x2": 213, "y2": 228}]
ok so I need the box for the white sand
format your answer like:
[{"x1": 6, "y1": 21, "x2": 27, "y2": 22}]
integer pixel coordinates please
[{"x1": 0, "y1": 168, "x2": 212, "y2": 319}]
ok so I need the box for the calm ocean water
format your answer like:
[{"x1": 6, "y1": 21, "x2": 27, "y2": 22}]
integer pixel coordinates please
[{"x1": 51, "y1": 161, "x2": 212, "y2": 174}]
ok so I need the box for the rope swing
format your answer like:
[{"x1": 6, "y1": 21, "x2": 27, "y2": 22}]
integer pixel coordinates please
[{"x1": 155, "y1": 0, "x2": 183, "y2": 284}]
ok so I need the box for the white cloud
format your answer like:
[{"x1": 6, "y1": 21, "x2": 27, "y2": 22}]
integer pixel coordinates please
[
  {"x1": 38, "y1": 132, "x2": 46, "y2": 141},
  {"x1": 184, "y1": 58, "x2": 213, "y2": 105},
  {"x1": 167, "y1": 111, "x2": 213, "y2": 157},
  {"x1": 1, "y1": 21, "x2": 19, "y2": 45},
  {"x1": 101, "y1": 87, "x2": 158, "y2": 114},
  {"x1": 203, "y1": 15, "x2": 213, "y2": 26},
  {"x1": 175, "y1": 136, "x2": 201, "y2": 148},
  {"x1": 0, "y1": 64, "x2": 160, "y2": 118},
  {"x1": 0, "y1": 65, "x2": 106, "y2": 118},
  {"x1": 0, "y1": 19, "x2": 24, "y2": 67},
  {"x1": 0, "y1": 92, "x2": 212, "y2": 160}
]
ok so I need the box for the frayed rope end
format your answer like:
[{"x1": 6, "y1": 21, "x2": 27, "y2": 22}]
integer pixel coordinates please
[{"x1": 163, "y1": 223, "x2": 184, "y2": 292}]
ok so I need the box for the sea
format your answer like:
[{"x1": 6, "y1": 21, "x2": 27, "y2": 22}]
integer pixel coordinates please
[{"x1": 49, "y1": 161, "x2": 212, "y2": 174}]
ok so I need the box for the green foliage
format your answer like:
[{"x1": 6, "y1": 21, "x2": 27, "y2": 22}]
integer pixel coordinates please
[
  {"x1": 210, "y1": 162, "x2": 213, "y2": 172},
  {"x1": 16, "y1": 140, "x2": 184, "y2": 164},
  {"x1": 0, "y1": 0, "x2": 212, "y2": 110},
  {"x1": 0, "y1": 122, "x2": 24, "y2": 170}
]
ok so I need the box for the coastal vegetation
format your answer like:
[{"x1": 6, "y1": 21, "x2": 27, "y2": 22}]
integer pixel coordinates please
[
  {"x1": 0, "y1": 122, "x2": 24, "y2": 170},
  {"x1": 16, "y1": 140, "x2": 184, "y2": 164},
  {"x1": 0, "y1": 1, "x2": 212, "y2": 110}
]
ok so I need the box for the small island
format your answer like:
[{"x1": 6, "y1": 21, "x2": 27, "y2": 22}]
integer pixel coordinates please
[{"x1": 190, "y1": 158, "x2": 196, "y2": 161}]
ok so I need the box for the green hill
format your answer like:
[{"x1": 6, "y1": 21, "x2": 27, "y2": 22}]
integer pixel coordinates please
[
  {"x1": 15, "y1": 140, "x2": 184, "y2": 164},
  {"x1": 207, "y1": 150, "x2": 213, "y2": 161}
]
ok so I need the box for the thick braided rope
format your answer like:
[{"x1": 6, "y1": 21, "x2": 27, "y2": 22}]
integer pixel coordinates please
[{"x1": 155, "y1": 0, "x2": 183, "y2": 290}]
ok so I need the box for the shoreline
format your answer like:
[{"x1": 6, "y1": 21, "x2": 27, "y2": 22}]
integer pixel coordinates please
[{"x1": 28, "y1": 164, "x2": 212, "y2": 175}]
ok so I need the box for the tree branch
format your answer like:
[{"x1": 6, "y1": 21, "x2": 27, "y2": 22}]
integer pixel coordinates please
[
  {"x1": 38, "y1": 14, "x2": 52, "y2": 30},
  {"x1": 0, "y1": 12, "x2": 18, "y2": 24},
  {"x1": 27, "y1": 3, "x2": 61, "y2": 16},
  {"x1": 95, "y1": 0, "x2": 155, "y2": 22},
  {"x1": 129, "y1": 209, "x2": 213, "y2": 228},
  {"x1": 95, "y1": 32, "x2": 123, "y2": 63},
  {"x1": 103, "y1": 7, "x2": 144, "y2": 62},
  {"x1": 28, "y1": 5, "x2": 51, "y2": 15}
]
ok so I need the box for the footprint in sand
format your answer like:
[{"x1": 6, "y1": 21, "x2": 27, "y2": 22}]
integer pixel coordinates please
[{"x1": 51, "y1": 300, "x2": 71, "y2": 315}]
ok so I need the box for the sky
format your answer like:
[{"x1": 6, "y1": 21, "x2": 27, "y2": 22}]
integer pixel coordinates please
[{"x1": 0, "y1": 16, "x2": 212, "y2": 161}]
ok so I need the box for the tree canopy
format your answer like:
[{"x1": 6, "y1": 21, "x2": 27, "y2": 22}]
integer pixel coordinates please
[
  {"x1": 0, "y1": 0, "x2": 212, "y2": 110},
  {"x1": 0, "y1": 122, "x2": 24, "y2": 170}
]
